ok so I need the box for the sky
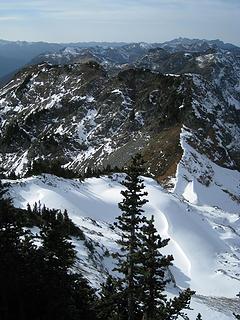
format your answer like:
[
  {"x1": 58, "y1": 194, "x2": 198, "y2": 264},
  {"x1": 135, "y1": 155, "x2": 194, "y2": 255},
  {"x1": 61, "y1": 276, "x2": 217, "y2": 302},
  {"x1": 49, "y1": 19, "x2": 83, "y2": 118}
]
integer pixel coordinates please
[{"x1": 0, "y1": 0, "x2": 239, "y2": 45}]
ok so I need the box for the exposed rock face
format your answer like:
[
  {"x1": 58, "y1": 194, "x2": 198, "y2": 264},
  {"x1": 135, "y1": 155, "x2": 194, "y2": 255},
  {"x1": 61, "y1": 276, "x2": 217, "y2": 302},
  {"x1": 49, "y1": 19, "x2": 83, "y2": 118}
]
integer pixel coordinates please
[
  {"x1": 0, "y1": 39, "x2": 239, "y2": 189},
  {"x1": 0, "y1": 61, "x2": 190, "y2": 178}
]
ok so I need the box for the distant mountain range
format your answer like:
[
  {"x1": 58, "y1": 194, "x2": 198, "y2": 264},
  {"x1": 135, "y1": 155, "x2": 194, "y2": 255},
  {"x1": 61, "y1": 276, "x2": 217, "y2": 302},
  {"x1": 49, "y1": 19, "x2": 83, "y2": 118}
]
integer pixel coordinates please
[
  {"x1": 1, "y1": 37, "x2": 239, "y2": 85},
  {"x1": 0, "y1": 39, "x2": 126, "y2": 84}
]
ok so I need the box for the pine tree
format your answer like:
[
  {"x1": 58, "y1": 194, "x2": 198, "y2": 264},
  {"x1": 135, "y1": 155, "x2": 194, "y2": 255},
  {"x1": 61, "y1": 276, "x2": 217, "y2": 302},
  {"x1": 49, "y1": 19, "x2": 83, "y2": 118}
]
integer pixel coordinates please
[
  {"x1": 0, "y1": 183, "x2": 98, "y2": 320},
  {"x1": 40, "y1": 214, "x2": 76, "y2": 271},
  {"x1": 165, "y1": 288, "x2": 194, "y2": 319},
  {"x1": 137, "y1": 215, "x2": 195, "y2": 320},
  {"x1": 110, "y1": 153, "x2": 195, "y2": 320},
  {"x1": 0, "y1": 179, "x2": 11, "y2": 212},
  {"x1": 138, "y1": 215, "x2": 174, "y2": 320},
  {"x1": 114, "y1": 153, "x2": 148, "y2": 320},
  {"x1": 37, "y1": 208, "x2": 96, "y2": 320},
  {"x1": 0, "y1": 188, "x2": 37, "y2": 320},
  {"x1": 69, "y1": 273, "x2": 97, "y2": 320},
  {"x1": 196, "y1": 313, "x2": 203, "y2": 320},
  {"x1": 97, "y1": 275, "x2": 128, "y2": 320}
]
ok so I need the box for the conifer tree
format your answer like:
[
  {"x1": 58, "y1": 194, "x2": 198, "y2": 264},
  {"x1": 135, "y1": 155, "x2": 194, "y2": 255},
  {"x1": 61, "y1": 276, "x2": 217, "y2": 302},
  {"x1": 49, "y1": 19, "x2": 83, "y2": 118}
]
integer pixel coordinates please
[
  {"x1": 0, "y1": 186, "x2": 37, "y2": 320},
  {"x1": 196, "y1": 313, "x2": 203, "y2": 320},
  {"x1": 40, "y1": 213, "x2": 76, "y2": 271},
  {"x1": 138, "y1": 215, "x2": 174, "y2": 320},
  {"x1": 137, "y1": 215, "x2": 194, "y2": 320},
  {"x1": 114, "y1": 153, "x2": 148, "y2": 320},
  {"x1": 0, "y1": 184, "x2": 98, "y2": 320},
  {"x1": 165, "y1": 288, "x2": 194, "y2": 319},
  {"x1": 0, "y1": 179, "x2": 10, "y2": 211},
  {"x1": 110, "y1": 153, "x2": 195, "y2": 320},
  {"x1": 97, "y1": 275, "x2": 128, "y2": 320}
]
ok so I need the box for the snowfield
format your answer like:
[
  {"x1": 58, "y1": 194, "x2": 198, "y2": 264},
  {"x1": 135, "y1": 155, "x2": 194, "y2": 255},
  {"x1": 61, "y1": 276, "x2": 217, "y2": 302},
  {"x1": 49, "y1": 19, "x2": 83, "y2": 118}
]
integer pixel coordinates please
[{"x1": 6, "y1": 171, "x2": 240, "y2": 319}]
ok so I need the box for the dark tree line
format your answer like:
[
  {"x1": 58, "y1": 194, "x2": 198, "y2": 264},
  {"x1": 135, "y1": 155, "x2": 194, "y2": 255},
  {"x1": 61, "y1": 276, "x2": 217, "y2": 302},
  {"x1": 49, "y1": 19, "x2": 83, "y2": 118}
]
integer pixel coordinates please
[
  {"x1": 0, "y1": 180, "x2": 95, "y2": 320},
  {"x1": 25, "y1": 202, "x2": 85, "y2": 239},
  {"x1": 24, "y1": 158, "x2": 123, "y2": 180},
  {"x1": 25, "y1": 158, "x2": 78, "y2": 179}
]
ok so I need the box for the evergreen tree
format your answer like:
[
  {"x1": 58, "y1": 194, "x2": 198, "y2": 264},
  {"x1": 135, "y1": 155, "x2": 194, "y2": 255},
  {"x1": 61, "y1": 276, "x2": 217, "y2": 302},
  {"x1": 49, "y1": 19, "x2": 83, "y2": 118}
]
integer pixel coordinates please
[
  {"x1": 138, "y1": 215, "x2": 174, "y2": 320},
  {"x1": 0, "y1": 189, "x2": 37, "y2": 320},
  {"x1": 114, "y1": 153, "x2": 148, "y2": 320},
  {"x1": 69, "y1": 273, "x2": 97, "y2": 320},
  {"x1": 0, "y1": 189, "x2": 98, "y2": 320},
  {"x1": 97, "y1": 275, "x2": 128, "y2": 320},
  {"x1": 0, "y1": 179, "x2": 10, "y2": 209},
  {"x1": 107, "y1": 153, "x2": 195, "y2": 320},
  {"x1": 40, "y1": 216, "x2": 76, "y2": 271},
  {"x1": 37, "y1": 208, "x2": 97, "y2": 320},
  {"x1": 138, "y1": 215, "x2": 194, "y2": 320},
  {"x1": 196, "y1": 313, "x2": 203, "y2": 320},
  {"x1": 165, "y1": 288, "x2": 194, "y2": 319}
]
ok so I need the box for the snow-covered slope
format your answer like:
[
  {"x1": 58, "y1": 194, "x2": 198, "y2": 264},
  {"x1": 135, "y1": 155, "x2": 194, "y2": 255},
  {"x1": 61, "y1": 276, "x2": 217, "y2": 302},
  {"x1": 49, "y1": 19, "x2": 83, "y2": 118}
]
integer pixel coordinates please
[
  {"x1": 1, "y1": 38, "x2": 240, "y2": 188},
  {"x1": 1, "y1": 46, "x2": 240, "y2": 183},
  {"x1": 158, "y1": 37, "x2": 240, "y2": 53},
  {"x1": 6, "y1": 173, "x2": 240, "y2": 319},
  {"x1": 0, "y1": 63, "x2": 187, "y2": 178},
  {"x1": 174, "y1": 129, "x2": 240, "y2": 213},
  {"x1": 31, "y1": 43, "x2": 152, "y2": 68}
]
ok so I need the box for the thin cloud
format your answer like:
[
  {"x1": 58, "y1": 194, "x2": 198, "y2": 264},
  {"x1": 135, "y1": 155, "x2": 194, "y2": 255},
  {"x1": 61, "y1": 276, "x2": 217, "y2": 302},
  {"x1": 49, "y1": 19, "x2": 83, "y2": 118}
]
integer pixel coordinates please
[
  {"x1": 0, "y1": 0, "x2": 239, "y2": 45},
  {"x1": 0, "y1": 16, "x2": 22, "y2": 21}
]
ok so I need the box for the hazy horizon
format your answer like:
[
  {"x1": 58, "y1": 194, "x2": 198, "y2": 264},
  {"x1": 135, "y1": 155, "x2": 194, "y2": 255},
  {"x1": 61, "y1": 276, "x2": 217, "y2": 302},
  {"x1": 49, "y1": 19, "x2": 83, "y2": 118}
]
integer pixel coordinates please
[
  {"x1": 0, "y1": 36, "x2": 239, "y2": 47},
  {"x1": 0, "y1": 0, "x2": 239, "y2": 46}
]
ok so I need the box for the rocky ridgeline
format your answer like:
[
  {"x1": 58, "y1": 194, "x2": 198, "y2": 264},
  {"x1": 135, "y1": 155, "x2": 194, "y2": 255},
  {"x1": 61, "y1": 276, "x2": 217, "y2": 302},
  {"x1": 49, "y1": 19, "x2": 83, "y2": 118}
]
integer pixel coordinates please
[{"x1": 0, "y1": 38, "x2": 239, "y2": 186}]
